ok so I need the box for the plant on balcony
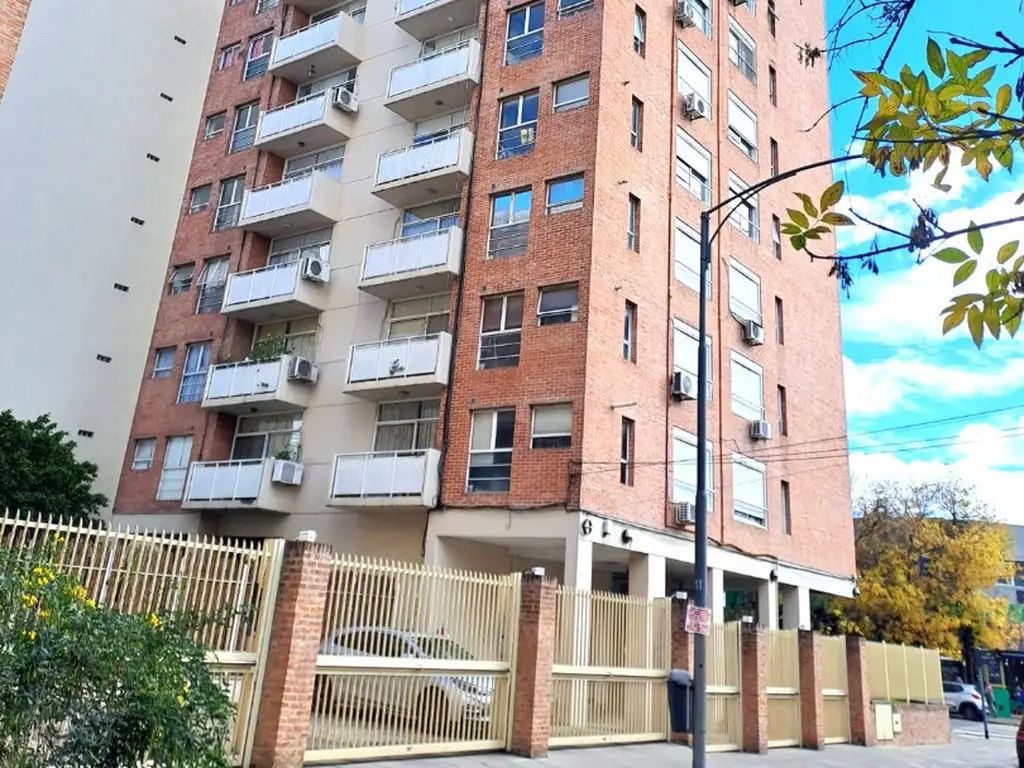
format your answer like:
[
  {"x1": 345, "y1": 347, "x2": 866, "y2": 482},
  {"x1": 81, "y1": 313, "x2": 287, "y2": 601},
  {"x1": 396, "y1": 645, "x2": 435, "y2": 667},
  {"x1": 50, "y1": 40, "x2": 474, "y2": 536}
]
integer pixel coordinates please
[
  {"x1": 248, "y1": 336, "x2": 288, "y2": 363},
  {"x1": 273, "y1": 447, "x2": 300, "y2": 462}
]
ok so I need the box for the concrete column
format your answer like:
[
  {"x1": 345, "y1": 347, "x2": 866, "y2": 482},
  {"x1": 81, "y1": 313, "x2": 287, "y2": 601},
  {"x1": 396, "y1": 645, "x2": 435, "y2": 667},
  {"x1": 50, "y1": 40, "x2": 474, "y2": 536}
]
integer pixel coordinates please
[
  {"x1": 845, "y1": 636, "x2": 876, "y2": 746},
  {"x1": 709, "y1": 567, "x2": 726, "y2": 623},
  {"x1": 757, "y1": 579, "x2": 779, "y2": 629},
  {"x1": 740, "y1": 622, "x2": 768, "y2": 754},
  {"x1": 564, "y1": 535, "x2": 593, "y2": 590},
  {"x1": 628, "y1": 552, "x2": 666, "y2": 598},
  {"x1": 510, "y1": 573, "x2": 557, "y2": 757},
  {"x1": 798, "y1": 630, "x2": 825, "y2": 750},
  {"x1": 781, "y1": 584, "x2": 811, "y2": 630}
]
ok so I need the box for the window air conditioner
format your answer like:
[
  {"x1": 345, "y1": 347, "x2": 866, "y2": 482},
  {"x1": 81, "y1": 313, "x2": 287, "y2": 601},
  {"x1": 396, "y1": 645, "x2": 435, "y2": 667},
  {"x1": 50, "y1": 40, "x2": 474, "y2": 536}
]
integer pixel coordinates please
[
  {"x1": 674, "y1": 0, "x2": 696, "y2": 26},
  {"x1": 301, "y1": 256, "x2": 329, "y2": 283},
  {"x1": 672, "y1": 501, "x2": 696, "y2": 525},
  {"x1": 287, "y1": 356, "x2": 319, "y2": 383},
  {"x1": 683, "y1": 92, "x2": 709, "y2": 121},
  {"x1": 271, "y1": 460, "x2": 304, "y2": 486},
  {"x1": 749, "y1": 420, "x2": 772, "y2": 440},
  {"x1": 332, "y1": 87, "x2": 359, "y2": 113},
  {"x1": 742, "y1": 319, "x2": 765, "y2": 346},
  {"x1": 671, "y1": 370, "x2": 696, "y2": 402}
]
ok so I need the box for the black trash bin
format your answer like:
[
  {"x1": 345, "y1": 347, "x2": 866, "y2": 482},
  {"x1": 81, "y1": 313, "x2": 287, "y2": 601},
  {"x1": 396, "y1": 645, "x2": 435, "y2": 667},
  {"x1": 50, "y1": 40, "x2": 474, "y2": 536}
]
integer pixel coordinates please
[{"x1": 667, "y1": 669, "x2": 693, "y2": 734}]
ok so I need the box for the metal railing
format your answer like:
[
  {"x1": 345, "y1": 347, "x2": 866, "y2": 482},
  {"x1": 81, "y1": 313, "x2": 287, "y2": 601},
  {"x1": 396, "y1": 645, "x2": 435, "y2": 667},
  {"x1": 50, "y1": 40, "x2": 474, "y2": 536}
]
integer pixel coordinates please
[
  {"x1": 362, "y1": 228, "x2": 456, "y2": 281},
  {"x1": 330, "y1": 450, "x2": 435, "y2": 499},
  {"x1": 205, "y1": 359, "x2": 284, "y2": 401},
  {"x1": 730, "y1": 50, "x2": 757, "y2": 84},
  {"x1": 241, "y1": 174, "x2": 319, "y2": 221},
  {"x1": 396, "y1": 0, "x2": 449, "y2": 15},
  {"x1": 477, "y1": 330, "x2": 521, "y2": 369},
  {"x1": 272, "y1": 15, "x2": 343, "y2": 66},
  {"x1": 184, "y1": 459, "x2": 269, "y2": 504},
  {"x1": 257, "y1": 92, "x2": 331, "y2": 142},
  {"x1": 376, "y1": 131, "x2": 464, "y2": 186},
  {"x1": 224, "y1": 262, "x2": 304, "y2": 308},
  {"x1": 388, "y1": 41, "x2": 473, "y2": 98},
  {"x1": 865, "y1": 641, "x2": 943, "y2": 704},
  {"x1": 347, "y1": 334, "x2": 444, "y2": 383}
]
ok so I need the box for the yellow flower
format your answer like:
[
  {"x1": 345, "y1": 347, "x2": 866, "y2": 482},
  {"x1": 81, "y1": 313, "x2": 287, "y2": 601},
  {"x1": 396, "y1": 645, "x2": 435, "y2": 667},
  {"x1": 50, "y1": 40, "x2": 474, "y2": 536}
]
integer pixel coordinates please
[
  {"x1": 148, "y1": 613, "x2": 162, "y2": 629},
  {"x1": 85, "y1": 599, "x2": 96, "y2": 610},
  {"x1": 22, "y1": 630, "x2": 36, "y2": 641},
  {"x1": 21, "y1": 594, "x2": 36, "y2": 607},
  {"x1": 176, "y1": 695, "x2": 186, "y2": 708},
  {"x1": 73, "y1": 586, "x2": 87, "y2": 601},
  {"x1": 32, "y1": 567, "x2": 43, "y2": 575},
  {"x1": 39, "y1": 610, "x2": 50, "y2": 619}
]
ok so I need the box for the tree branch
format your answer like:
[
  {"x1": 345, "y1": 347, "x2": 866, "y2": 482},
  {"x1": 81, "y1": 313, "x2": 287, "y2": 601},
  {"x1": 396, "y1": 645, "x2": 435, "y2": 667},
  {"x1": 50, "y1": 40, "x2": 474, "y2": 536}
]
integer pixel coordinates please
[{"x1": 800, "y1": 95, "x2": 863, "y2": 134}]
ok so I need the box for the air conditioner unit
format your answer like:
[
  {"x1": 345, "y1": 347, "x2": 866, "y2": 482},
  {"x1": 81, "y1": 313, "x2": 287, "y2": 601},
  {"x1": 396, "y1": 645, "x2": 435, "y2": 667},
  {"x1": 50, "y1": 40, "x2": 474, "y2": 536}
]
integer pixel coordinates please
[
  {"x1": 672, "y1": 501, "x2": 696, "y2": 525},
  {"x1": 750, "y1": 420, "x2": 772, "y2": 440},
  {"x1": 272, "y1": 460, "x2": 304, "y2": 486},
  {"x1": 674, "y1": 0, "x2": 696, "y2": 26},
  {"x1": 332, "y1": 87, "x2": 359, "y2": 113},
  {"x1": 301, "y1": 256, "x2": 329, "y2": 283},
  {"x1": 742, "y1": 319, "x2": 765, "y2": 346},
  {"x1": 287, "y1": 356, "x2": 319, "y2": 383},
  {"x1": 683, "y1": 92, "x2": 709, "y2": 121},
  {"x1": 671, "y1": 370, "x2": 696, "y2": 402}
]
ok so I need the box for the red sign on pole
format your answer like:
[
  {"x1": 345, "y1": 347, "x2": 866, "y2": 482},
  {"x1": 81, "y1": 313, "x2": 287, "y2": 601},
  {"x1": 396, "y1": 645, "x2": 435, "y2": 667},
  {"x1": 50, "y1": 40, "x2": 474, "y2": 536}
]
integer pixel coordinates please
[{"x1": 685, "y1": 604, "x2": 711, "y2": 635}]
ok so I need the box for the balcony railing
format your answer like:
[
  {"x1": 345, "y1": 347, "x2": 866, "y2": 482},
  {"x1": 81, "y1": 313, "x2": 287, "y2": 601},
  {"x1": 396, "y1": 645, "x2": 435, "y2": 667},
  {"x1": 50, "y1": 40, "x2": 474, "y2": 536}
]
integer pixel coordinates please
[
  {"x1": 184, "y1": 459, "x2": 268, "y2": 504},
  {"x1": 206, "y1": 359, "x2": 285, "y2": 401},
  {"x1": 329, "y1": 449, "x2": 440, "y2": 504},
  {"x1": 257, "y1": 92, "x2": 331, "y2": 142},
  {"x1": 243, "y1": 175, "x2": 317, "y2": 220},
  {"x1": 363, "y1": 228, "x2": 457, "y2": 282},
  {"x1": 388, "y1": 41, "x2": 474, "y2": 98},
  {"x1": 347, "y1": 334, "x2": 447, "y2": 384},
  {"x1": 224, "y1": 262, "x2": 301, "y2": 309},
  {"x1": 376, "y1": 132, "x2": 463, "y2": 186},
  {"x1": 397, "y1": 0, "x2": 441, "y2": 13},
  {"x1": 273, "y1": 16, "x2": 344, "y2": 66}
]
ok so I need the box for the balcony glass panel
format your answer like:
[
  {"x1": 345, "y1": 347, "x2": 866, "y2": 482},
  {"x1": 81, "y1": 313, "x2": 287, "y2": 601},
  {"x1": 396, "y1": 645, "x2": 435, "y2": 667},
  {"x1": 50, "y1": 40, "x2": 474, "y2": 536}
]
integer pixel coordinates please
[
  {"x1": 258, "y1": 93, "x2": 328, "y2": 141},
  {"x1": 243, "y1": 175, "x2": 314, "y2": 219},
  {"x1": 225, "y1": 262, "x2": 301, "y2": 307},
  {"x1": 348, "y1": 335, "x2": 441, "y2": 383},
  {"x1": 332, "y1": 451, "x2": 428, "y2": 498},
  {"x1": 207, "y1": 360, "x2": 283, "y2": 400},
  {"x1": 186, "y1": 460, "x2": 265, "y2": 502},
  {"x1": 388, "y1": 42, "x2": 471, "y2": 97},
  {"x1": 377, "y1": 133, "x2": 461, "y2": 185},
  {"x1": 363, "y1": 229, "x2": 452, "y2": 280},
  {"x1": 274, "y1": 17, "x2": 339, "y2": 64}
]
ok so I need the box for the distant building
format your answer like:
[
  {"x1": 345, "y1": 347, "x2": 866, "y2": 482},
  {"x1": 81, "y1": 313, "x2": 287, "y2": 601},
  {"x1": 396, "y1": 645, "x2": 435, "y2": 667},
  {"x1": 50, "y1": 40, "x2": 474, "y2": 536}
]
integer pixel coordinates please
[{"x1": 992, "y1": 525, "x2": 1024, "y2": 651}]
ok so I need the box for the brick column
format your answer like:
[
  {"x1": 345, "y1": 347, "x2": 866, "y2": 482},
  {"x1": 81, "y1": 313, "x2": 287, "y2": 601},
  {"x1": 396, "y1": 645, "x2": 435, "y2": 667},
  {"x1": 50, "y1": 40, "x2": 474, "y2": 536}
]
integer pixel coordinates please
[
  {"x1": 798, "y1": 630, "x2": 825, "y2": 750},
  {"x1": 740, "y1": 622, "x2": 768, "y2": 754},
  {"x1": 845, "y1": 635, "x2": 876, "y2": 746},
  {"x1": 251, "y1": 540, "x2": 332, "y2": 768},
  {"x1": 510, "y1": 572, "x2": 557, "y2": 757},
  {"x1": 669, "y1": 598, "x2": 694, "y2": 744}
]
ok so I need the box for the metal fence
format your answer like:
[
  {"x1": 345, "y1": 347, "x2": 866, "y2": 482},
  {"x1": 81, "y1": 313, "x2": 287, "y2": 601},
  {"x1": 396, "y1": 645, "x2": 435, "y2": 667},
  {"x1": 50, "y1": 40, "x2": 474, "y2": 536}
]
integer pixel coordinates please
[
  {"x1": 865, "y1": 641, "x2": 944, "y2": 704},
  {"x1": 820, "y1": 635, "x2": 851, "y2": 743},
  {"x1": 706, "y1": 621, "x2": 743, "y2": 751},
  {"x1": 766, "y1": 628, "x2": 801, "y2": 748}
]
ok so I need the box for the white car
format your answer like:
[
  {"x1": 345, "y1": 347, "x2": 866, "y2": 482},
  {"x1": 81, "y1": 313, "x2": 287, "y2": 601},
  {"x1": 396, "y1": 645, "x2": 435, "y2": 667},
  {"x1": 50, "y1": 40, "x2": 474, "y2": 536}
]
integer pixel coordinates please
[{"x1": 943, "y1": 680, "x2": 988, "y2": 720}]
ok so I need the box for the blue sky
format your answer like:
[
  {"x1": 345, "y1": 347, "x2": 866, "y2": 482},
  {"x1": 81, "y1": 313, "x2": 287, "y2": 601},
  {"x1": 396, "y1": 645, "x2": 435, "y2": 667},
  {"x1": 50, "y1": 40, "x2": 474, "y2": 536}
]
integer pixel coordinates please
[{"x1": 823, "y1": 3, "x2": 1024, "y2": 519}]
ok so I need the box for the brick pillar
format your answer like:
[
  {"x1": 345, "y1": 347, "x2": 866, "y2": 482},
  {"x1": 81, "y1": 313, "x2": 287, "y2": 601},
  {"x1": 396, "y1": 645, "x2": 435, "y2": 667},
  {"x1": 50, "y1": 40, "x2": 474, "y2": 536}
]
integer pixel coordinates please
[
  {"x1": 798, "y1": 630, "x2": 825, "y2": 750},
  {"x1": 251, "y1": 540, "x2": 332, "y2": 768},
  {"x1": 845, "y1": 635, "x2": 876, "y2": 746},
  {"x1": 740, "y1": 622, "x2": 768, "y2": 754},
  {"x1": 669, "y1": 598, "x2": 694, "y2": 744},
  {"x1": 510, "y1": 572, "x2": 557, "y2": 757}
]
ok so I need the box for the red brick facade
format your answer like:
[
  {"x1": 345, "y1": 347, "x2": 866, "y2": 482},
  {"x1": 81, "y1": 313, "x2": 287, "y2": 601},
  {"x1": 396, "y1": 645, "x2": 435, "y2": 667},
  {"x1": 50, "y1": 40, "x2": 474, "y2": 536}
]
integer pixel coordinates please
[
  {"x1": 846, "y1": 635, "x2": 876, "y2": 747},
  {"x1": 0, "y1": 0, "x2": 31, "y2": 103},
  {"x1": 740, "y1": 622, "x2": 767, "y2": 753},
  {"x1": 509, "y1": 573, "x2": 557, "y2": 757},
  {"x1": 797, "y1": 629, "x2": 825, "y2": 750}
]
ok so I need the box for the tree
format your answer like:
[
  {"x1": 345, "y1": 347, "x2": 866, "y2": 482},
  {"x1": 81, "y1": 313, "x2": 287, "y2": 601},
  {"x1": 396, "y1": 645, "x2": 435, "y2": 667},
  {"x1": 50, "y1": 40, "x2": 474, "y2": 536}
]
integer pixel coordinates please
[
  {"x1": 0, "y1": 411, "x2": 107, "y2": 521},
  {"x1": 826, "y1": 478, "x2": 1016, "y2": 656}
]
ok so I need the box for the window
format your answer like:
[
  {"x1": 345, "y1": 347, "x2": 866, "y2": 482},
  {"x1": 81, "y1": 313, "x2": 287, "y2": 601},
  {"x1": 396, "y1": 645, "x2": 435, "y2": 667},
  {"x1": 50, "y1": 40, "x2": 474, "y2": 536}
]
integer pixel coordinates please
[
  {"x1": 727, "y1": 174, "x2": 758, "y2": 241},
  {"x1": 771, "y1": 215, "x2": 782, "y2": 258},
  {"x1": 733, "y1": 454, "x2": 767, "y2": 526},
  {"x1": 505, "y1": 2, "x2": 544, "y2": 65},
  {"x1": 727, "y1": 93, "x2": 758, "y2": 161},
  {"x1": 269, "y1": 228, "x2": 332, "y2": 265},
  {"x1": 132, "y1": 438, "x2": 156, "y2": 471},
  {"x1": 255, "y1": 317, "x2": 318, "y2": 359},
  {"x1": 557, "y1": 0, "x2": 592, "y2": 17},
  {"x1": 297, "y1": 67, "x2": 357, "y2": 99},
  {"x1": 677, "y1": 44, "x2": 712, "y2": 107},
  {"x1": 633, "y1": 7, "x2": 646, "y2": 56},
  {"x1": 673, "y1": 319, "x2": 713, "y2": 397},
  {"x1": 553, "y1": 74, "x2": 589, "y2": 112},
  {"x1": 537, "y1": 284, "x2": 578, "y2": 325},
  {"x1": 730, "y1": 351, "x2": 763, "y2": 421},
  {"x1": 401, "y1": 200, "x2": 459, "y2": 238},
  {"x1": 387, "y1": 294, "x2": 450, "y2": 338},
  {"x1": 479, "y1": 293, "x2": 524, "y2": 369},
  {"x1": 546, "y1": 175, "x2": 584, "y2": 214},
  {"x1": 218, "y1": 43, "x2": 241, "y2": 70},
  {"x1": 230, "y1": 101, "x2": 260, "y2": 152},
  {"x1": 284, "y1": 145, "x2": 344, "y2": 181},
  {"x1": 681, "y1": 0, "x2": 712, "y2": 36},
  {"x1": 728, "y1": 20, "x2": 757, "y2": 83},
  {"x1": 256, "y1": 0, "x2": 279, "y2": 13},
  {"x1": 498, "y1": 91, "x2": 539, "y2": 158},
  {"x1": 153, "y1": 347, "x2": 175, "y2": 378},
  {"x1": 178, "y1": 342, "x2": 211, "y2": 403},
  {"x1": 774, "y1": 296, "x2": 784, "y2": 344},
  {"x1": 204, "y1": 113, "x2": 226, "y2": 139},
  {"x1": 675, "y1": 220, "x2": 711, "y2": 293},
  {"x1": 215, "y1": 175, "x2": 245, "y2": 231},
  {"x1": 196, "y1": 257, "x2": 229, "y2": 314},
  {"x1": 672, "y1": 429, "x2": 713, "y2": 509},
  {"x1": 729, "y1": 260, "x2": 761, "y2": 323},
  {"x1": 768, "y1": 65, "x2": 777, "y2": 105},
  {"x1": 468, "y1": 409, "x2": 515, "y2": 492},
  {"x1": 488, "y1": 188, "x2": 531, "y2": 258},
  {"x1": 620, "y1": 417, "x2": 635, "y2": 486},
  {"x1": 373, "y1": 400, "x2": 439, "y2": 452},
  {"x1": 312, "y1": 0, "x2": 366, "y2": 24},
  {"x1": 675, "y1": 128, "x2": 711, "y2": 203},
  {"x1": 777, "y1": 385, "x2": 788, "y2": 435},
  {"x1": 770, "y1": 138, "x2": 779, "y2": 176},
  {"x1": 156, "y1": 436, "x2": 193, "y2": 501},
  {"x1": 767, "y1": 0, "x2": 777, "y2": 37},
  {"x1": 630, "y1": 97, "x2": 643, "y2": 150},
  {"x1": 244, "y1": 31, "x2": 274, "y2": 80},
  {"x1": 624, "y1": 301, "x2": 637, "y2": 361},
  {"x1": 627, "y1": 195, "x2": 640, "y2": 251},
  {"x1": 531, "y1": 404, "x2": 572, "y2": 448},
  {"x1": 187, "y1": 185, "x2": 211, "y2": 214},
  {"x1": 168, "y1": 264, "x2": 194, "y2": 295},
  {"x1": 780, "y1": 479, "x2": 791, "y2": 535}
]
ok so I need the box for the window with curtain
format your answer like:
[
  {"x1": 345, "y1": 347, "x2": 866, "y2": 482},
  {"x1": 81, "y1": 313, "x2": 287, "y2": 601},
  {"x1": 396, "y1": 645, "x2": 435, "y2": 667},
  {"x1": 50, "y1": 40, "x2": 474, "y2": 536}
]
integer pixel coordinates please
[
  {"x1": 232, "y1": 413, "x2": 303, "y2": 460},
  {"x1": 244, "y1": 31, "x2": 274, "y2": 81},
  {"x1": 196, "y1": 257, "x2": 229, "y2": 315},
  {"x1": 728, "y1": 260, "x2": 761, "y2": 323},
  {"x1": 156, "y1": 436, "x2": 193, "y2": 500},
  {"x1": 132, "y1": 438, "x2": 156, "y2": 471},
  {"x1": 269, "y1": 228, "x2": 332, "y2": 265},
  {"x1": 677, "y1": 44, "x2": 711, "y2": 104},
  {"x1": 531, "y1": 404, "x2": 572, "y2": 448},
  {"x1": 730, "y1": 351, "x2": 764, "y2": 421},
  {"x1": 373, "y1": 400, "x2": 440, "y2": 452},
  {"x1": 672, "y1": 429, "x2": 713, "y2": 508},
  {"x1": 387, "y1": 295, "x2": 450, "y2": 338},
  {"x1": 215, "y1": 176, "x2": 245, "y2": 231},
  {"x1": 727, "y1": 93, "x2": 758, "y2": 161},
  {"x1": 674, "y1": 219, "x2": 708, "y2": 292},
  {"x1": 230, "y1": 102, "x2": 260, "y2": 152},
  {"x1": 296, "y1": 68, "x2": 357, "y2": 99},
  {"x1": 673, "y1": 320, "x2": 713, "y2": 397},
  {"x1": 468, "y1": 409, "x2": 516, "y2": 492},
  {"x1": 675, "y1": 129, "x2": 711, "y2": 203},
  {"x1": 177, "y1": 343, "x2": 210, "y2": 403},
  {"x1": 733, "y1": 455, "x2": 767, "y2": 526},
  {"x1": 284, "y1": 145, "x2": 344, "y2": 181}
]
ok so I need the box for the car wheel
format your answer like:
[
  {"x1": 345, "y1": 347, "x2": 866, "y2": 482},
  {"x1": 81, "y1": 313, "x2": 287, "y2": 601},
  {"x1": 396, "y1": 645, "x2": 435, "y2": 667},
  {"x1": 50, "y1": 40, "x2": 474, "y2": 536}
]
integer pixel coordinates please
[{"x1": 416, "y1": 686, "x2": 451, "y2": 735}]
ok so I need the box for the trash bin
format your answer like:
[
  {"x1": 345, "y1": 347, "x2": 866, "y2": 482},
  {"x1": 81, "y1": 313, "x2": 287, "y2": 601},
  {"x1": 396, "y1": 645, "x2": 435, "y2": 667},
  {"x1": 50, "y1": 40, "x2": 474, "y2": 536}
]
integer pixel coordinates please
[{"x1": 667, "y1": 669, "x2": 693, "y2": 734}]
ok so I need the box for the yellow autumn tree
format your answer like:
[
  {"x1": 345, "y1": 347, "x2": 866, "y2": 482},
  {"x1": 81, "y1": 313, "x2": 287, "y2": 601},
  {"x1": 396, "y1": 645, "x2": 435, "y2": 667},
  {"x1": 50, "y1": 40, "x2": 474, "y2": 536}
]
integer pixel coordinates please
[{"x1": 830, "y1": 478, "x2": 1015, "y2": 657}]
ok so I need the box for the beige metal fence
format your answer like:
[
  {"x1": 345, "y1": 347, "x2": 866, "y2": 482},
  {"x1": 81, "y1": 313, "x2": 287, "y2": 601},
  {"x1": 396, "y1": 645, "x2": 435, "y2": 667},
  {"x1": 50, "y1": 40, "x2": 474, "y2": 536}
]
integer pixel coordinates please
[
  {"x1": 548, "y1": 587, "x2": 671, "y2": 747},
  {"x1": 706, "y1": 621, "x2": 743, "y2": 751},
  {"x1": 820, "y1": 635, "x2": 851, "y2": 743},
  {"x1": 305, "y1": 555, "x2": 521, "y2": 763},
  {"x1": 865, "y1": 641, "x2": 943, "y2": 704},
  {"x1": 0, "y1": 513, "x2": 283, "y2": 766},
  {"x1": 766, "y1": 628, "x2": 801, "y2": 748}
]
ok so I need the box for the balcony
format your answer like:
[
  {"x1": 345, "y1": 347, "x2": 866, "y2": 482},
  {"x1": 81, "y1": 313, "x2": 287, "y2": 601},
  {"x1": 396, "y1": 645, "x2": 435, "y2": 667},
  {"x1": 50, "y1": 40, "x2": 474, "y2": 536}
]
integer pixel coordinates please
[
  {"x1": 269, "y1": 14, "x2": 365, "y2": 85},
  {"x1": 394, "y1": 0, "x2": 479, "y2": 41},
  {"x1": 328, "y1": 449, "x2": 441, "y2": 509},
  {"x1": 237, "y1": 171, "x2": 344, "y2": 238},
  {"x1": 344, "y1": 332, "x2": 451, "y2": 399},
  {"x1": 255, "y1": 91, "x2": 356, "y2": 158},
  {"x1": 372, "y1": 130, "x2": 473, "y2": 208},
  {"x1": 221, "y1": 256, "x2": 330, "y2": 324},
  {"x1": 359, "y1": 227, "x2": 462, "y2": 300},
  {"x1": 385, "y1": 40, "x2": 481, "y2": 123},
  {"x1": 182, "y1": 459, "x2": 299, "y2": 513},
  {"x1": 201, "y1": 355, "x2": 317, "y2": 414},
  {"x1": 291, "y1": 0, "x2": 345, "y2": 14}
]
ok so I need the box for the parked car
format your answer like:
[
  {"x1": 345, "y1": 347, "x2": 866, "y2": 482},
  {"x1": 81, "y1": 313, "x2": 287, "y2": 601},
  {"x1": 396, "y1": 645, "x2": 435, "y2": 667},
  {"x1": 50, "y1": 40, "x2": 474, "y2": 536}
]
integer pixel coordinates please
[
  {"x1": 943, "y1": 680, "x2": 988, "y2": 720},
  {"x1": 1016, "y1": 714, "x2": 1024, "y2": 767}
]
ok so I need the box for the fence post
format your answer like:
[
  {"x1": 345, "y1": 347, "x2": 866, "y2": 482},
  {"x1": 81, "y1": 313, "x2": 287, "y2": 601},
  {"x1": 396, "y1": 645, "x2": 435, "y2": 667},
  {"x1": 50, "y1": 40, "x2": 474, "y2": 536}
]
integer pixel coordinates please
[
  {"x1": 903, "y1": 644, "x2": 910, "y2": 703},
  {"x1": 882, "y1": 640, "x2": 890, "y2": 701},
  {"x1": 845, "y1": 636, "x2": 876, "y2": 747},
  {"x1": 509, "y1": 571, "x2": 556, "y2": 757},
  {"x1": 798, "y1": 630, "x2": 825, "y2": 750},
  {"x1": 921, "y1": 649, "x2": 929, "y2": 704},
  {"x1": 740, "y1": 622, "x2": 768, "y2": 754},
  {"x1": 251, "y1": 539, "x2": 332, "y2": 768},
  {"x1": 669, "y1": 598, "x2": 694, "y2": 745}
]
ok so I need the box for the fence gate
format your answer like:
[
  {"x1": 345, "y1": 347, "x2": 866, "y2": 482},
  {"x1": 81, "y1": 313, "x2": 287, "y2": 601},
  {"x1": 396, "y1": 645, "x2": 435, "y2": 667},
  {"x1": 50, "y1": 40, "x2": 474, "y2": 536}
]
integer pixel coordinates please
[
  {"x1": 548, "y1": 587, "x2": 671, "y2": 747},
  {"x1": 766, "y1": 628, "x2": 801, "y2": 748},
  {"x1": 820, "y1": 635, "x2": 850, "y2": 743},
  {"x1": 706, "y1": 621, "x2": 742, "y2": 751},
  {"x1": 305, "y1": 556, "x2": 521, "y2": 763}
]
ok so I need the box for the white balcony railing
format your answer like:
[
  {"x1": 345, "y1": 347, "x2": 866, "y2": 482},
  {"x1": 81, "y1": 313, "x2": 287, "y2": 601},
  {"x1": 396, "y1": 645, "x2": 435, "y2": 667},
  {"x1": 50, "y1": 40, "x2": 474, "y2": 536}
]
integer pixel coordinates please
[
  {"x1": 388, "y1": 41, "x2": 472, "y2": 98},
  {"x1": 376, "y1": 132, "x2": 462, "y2": 186},
  {"x1": 225, "y1": 262, "x2": 300, "y2": 308},
  {"x1": 397, "y1": 0, "x2": 443, "y2": 13},
  {"x1": 241, "y1": 175, "x2": 315, "y2": 220},
  {"x1": 206, "y1": 359, "x2": 284, "y2": 401},
  {"x1": 362, "y1": 229, "x2": 455, "y2": 282},
  {"x1": 331, "y1": 450, "x2": 434, "y2": 499},
  {"x1": 347, "y1": 335, "x2": 443, "y2": 383},
  {"x1": 273, "y1": 16, "x2": 342, "y2": 65},
  {"x1": 257, "y1": 92, "x2": 329, "y2": 142},
  {"x1": 185, "y1": 460, "x2": 266, "y2": 503}
]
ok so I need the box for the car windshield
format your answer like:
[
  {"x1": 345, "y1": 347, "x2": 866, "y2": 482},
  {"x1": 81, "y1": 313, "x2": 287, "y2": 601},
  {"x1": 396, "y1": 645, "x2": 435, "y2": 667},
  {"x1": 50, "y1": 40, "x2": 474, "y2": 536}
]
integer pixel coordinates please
[{"x1": 414, "y1": 636, "x2": 473, "y2": 660}]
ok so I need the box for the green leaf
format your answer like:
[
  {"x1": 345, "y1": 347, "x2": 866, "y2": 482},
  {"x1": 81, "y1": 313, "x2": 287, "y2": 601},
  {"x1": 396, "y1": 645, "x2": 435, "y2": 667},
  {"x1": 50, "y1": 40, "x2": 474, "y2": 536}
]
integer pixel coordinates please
[
  {"x1": 953, "y1": 259, "x2": 977, "y2": 286},
  {"x1": 795, "y1": 192, "x2": 818, "y2": 219},
  {"x1": 821, "y1": 212, "x2": 855, "y2": 226},
  {"x1": 931, "y1": 247, "x2": 969, "y2": 264},
  {"x1": 1008, "y1": 308, "x2": 1022, "y2": 338},
  {"x1": 985, "y1": 269, "x2": 1002, "y2": 293},
  {"x1": 942, "y1": 307, "x2": 966, "y2": 335},
  {"x1": 780, "y1": 223, "x2": 801, "y2": 236},
  {"x1": 983, "y1": 302, "x2": 1001, "y2": 338},
  {"x1": 967, "y1": 221, "x2": 984, "y2": 255},
  {"x1": 819, "y1": 180, "x2": 845, "y2": 211},
  {"x1": 967, "y1": 306, "x2": 984, "y2": 348},
  {"x1": 947, "y1": 49, "x2": 967, "y2": 81},
  {"x1": 997, "y1": 241, "x2": 1019, "y2": 264},
  {"x1": 996, "y1": 84, "x2": 1012, "y2": 114},
  {"x1": 926, "y1": 38, "x2": 945, "y2": 78},
  {"x1": 787, "y1": 209, "x2": 809, "y2": 229},
  {"x1": 791, "y1": 234, "x2": 806, "y2": 251}
]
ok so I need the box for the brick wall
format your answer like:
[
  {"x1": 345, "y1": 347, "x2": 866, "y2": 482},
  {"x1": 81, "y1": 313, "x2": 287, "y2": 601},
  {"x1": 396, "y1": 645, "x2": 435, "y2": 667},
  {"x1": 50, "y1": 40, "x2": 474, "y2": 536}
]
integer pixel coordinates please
[
  {"x1": 740, "y1": 623, "x2": 767, "y2": 753},
  {"x1": 0, "y1": 0, "x2": 31, "y2": 103},
  {"x1": 877, "y1": 703, "x2": 951, "y2": 747},
  {"x1": 509, "y1": 573, "x2": 557, "y2": 757}
]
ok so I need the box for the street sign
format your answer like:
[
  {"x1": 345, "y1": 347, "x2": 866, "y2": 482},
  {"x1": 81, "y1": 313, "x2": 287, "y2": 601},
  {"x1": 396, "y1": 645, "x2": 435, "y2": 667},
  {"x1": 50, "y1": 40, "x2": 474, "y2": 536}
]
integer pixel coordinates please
[{"x1": 685, "y1": 604, "x2": 711, "y2": 635}]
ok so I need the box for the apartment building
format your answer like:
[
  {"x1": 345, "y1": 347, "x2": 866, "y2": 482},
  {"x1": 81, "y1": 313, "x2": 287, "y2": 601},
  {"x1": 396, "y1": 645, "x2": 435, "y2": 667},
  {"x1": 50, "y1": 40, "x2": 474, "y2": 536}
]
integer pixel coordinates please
[
  {"x1": 114, "y1": 0, "x2": 855, "y2": 626},
  {"x1": 0, "y1": 1, "x2": 224, "y2": 505}
]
